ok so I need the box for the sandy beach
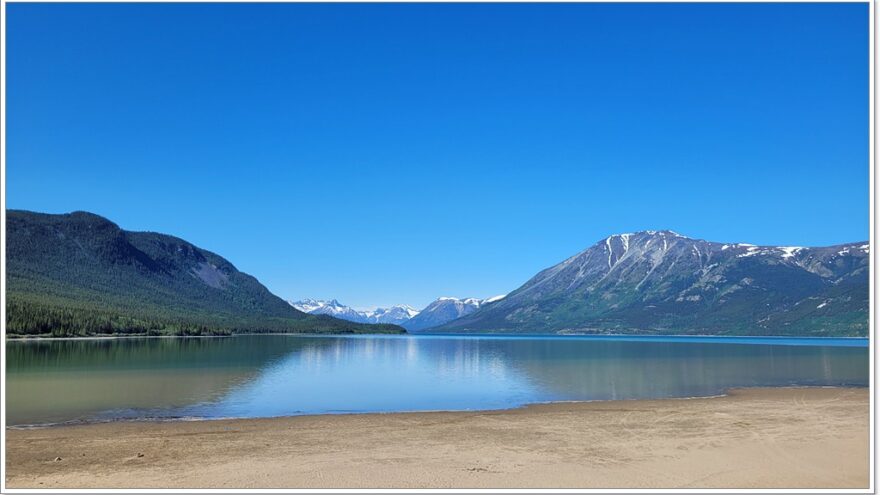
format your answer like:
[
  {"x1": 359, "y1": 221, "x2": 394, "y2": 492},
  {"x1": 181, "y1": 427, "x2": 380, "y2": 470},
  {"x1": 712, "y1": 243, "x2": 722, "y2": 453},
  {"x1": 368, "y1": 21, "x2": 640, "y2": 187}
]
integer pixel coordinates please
[{"x1": 4, "y1": 387, "x2": 869, "y2": 489}]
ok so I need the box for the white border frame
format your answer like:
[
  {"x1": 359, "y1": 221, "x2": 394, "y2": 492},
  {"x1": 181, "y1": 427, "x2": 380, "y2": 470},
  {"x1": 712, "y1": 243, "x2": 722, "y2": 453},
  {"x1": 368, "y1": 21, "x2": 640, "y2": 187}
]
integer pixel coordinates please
[{"x1": 0, "y1": 0, "x2": 874, "y2": 493}]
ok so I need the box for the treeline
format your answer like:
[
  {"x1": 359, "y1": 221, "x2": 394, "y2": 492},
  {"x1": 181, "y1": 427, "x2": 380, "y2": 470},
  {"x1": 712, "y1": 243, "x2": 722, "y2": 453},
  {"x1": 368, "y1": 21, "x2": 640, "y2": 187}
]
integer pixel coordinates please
[
  {"x1": 6, "y1": 298, "x2": 232, "y2": 337},
  {"x1": 6, "y1": 296, "x2": 406, "y2": 337}
]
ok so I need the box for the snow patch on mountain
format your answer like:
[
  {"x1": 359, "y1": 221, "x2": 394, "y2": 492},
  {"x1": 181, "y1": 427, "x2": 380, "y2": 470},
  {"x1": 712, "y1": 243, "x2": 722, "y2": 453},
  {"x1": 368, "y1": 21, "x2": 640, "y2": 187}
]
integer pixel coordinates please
[
  {"x1": 778, "y1": 246, "x2": 804, "y2": 259},
  {"x1": 484, "y1": 294, "x2": 507, "y2": 303}
]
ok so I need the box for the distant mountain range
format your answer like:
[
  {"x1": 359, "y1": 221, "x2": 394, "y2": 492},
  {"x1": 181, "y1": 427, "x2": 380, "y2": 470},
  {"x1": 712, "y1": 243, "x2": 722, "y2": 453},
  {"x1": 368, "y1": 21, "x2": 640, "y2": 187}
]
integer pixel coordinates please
[
  {"x1": 430, "y1": 230, "x2": 868, "y2": 337},
  {"x1": 289, "y1": 299, "x2": 419, "y2": 325},
  {"x1": 290, "y1": 295, "x2": 506, "y2": 331},
  {"x1": 6, "y1": 210, "x2": 405, "y2": 337}
]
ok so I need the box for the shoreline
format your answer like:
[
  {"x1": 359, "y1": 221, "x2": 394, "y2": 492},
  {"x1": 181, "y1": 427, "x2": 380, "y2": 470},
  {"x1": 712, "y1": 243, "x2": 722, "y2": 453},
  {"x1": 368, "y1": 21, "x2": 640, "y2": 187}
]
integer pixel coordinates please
[
  {"x1": 7, "y1": 332, "x2": 870, "y2": 343},
  {"x1": 5, "y1": 384, "x2": 868, "y2": 430},
  {"x1": 4, "y1": 334, "x2": 236, "y2": 341},
  {"x1": 5, "y1": 386, "x2": 869, "y2": 489}
]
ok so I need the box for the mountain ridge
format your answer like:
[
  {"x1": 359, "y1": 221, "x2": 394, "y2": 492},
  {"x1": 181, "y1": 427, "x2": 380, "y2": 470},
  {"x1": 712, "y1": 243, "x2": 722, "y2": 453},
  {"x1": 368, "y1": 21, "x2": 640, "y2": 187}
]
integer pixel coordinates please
[
  {"x1": 290, "y1": 296, "x2": 506, "y2": 331},
  {"x1": 429, "y1": 230, "x2": 868, "y2": 336}
]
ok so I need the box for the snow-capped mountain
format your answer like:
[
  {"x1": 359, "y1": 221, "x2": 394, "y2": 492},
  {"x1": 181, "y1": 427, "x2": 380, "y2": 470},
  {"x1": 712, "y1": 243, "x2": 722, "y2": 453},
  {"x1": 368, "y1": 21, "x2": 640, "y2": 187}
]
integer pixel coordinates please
[
  {"x1": 290, "y1": 295, "x2": 506, "y2": 330},
  {"x1": 290, "y1": 298, "x2": 334, "y2": 314},
  {"x1": 288, "y1": 299, "x2": 419, "y2": 325},
  {"x1": 402, "y1": 295, "x2": 506, "y2": 332},
  {"x1": 430, "y1": 230, "x2": 868, "y2": 336},
  {"x1": 289, "y1": 299, "x2": 369, "y2": 322},
  {"x1": 366, "y1": 305, "x2": 421, "y2": 324}
]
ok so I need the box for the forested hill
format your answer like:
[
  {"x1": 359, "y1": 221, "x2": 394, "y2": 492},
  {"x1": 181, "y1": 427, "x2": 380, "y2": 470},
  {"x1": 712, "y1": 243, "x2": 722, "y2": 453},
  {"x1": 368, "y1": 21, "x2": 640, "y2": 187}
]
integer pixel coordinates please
[{"x1": 6, "y1": 210, "x2": 404, "y2": 336}]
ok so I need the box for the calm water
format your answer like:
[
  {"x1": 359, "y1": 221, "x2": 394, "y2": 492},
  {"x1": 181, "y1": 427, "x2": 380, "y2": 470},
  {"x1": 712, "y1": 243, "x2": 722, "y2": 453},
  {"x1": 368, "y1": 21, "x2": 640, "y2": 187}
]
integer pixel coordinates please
[{"x1": 5, "y1": 334, "x2": 869, "y2": 426}]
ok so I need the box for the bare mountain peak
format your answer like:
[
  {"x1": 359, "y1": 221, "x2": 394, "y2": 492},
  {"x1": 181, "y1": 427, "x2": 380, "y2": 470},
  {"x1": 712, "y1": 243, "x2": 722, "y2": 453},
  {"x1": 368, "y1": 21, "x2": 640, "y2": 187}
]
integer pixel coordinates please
[
  {"x1": 605, "y1": 230, "x2": 687, "y2": 240},
  {"x1": 594, "y1": 230, "x2": 692, "y2": 253}
]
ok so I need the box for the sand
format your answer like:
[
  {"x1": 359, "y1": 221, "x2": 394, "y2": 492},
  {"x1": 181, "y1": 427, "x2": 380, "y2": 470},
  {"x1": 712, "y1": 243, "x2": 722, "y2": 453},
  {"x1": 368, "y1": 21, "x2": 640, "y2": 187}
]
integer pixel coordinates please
[{"x1": 4, "y1": 387, "x2": 870, "y2": 489}]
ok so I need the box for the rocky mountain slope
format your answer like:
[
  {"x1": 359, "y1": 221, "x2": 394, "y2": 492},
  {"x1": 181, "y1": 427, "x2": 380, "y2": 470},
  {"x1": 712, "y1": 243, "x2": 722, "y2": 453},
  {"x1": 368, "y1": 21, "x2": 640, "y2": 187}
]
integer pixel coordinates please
[{"x1": 430, "y1": 231, "x2": 868, "y2": 336}]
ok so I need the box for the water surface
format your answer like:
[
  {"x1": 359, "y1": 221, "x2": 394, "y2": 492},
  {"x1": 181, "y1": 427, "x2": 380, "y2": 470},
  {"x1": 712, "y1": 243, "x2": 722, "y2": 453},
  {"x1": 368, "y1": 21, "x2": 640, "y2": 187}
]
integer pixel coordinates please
[{"x1": 5, "y1": 334, "x2": 869, "y2": 426}]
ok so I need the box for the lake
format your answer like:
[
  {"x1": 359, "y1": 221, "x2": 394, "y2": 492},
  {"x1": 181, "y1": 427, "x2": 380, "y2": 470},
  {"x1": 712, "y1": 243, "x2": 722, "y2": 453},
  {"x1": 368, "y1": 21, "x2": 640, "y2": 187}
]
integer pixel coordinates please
[{"x1": 5, "y1": 334, "x2": 869, "y2": 427}]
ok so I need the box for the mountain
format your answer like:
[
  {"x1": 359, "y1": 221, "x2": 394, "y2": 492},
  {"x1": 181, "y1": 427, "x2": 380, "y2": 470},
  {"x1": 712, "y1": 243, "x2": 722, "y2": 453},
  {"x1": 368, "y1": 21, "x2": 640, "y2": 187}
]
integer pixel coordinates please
[
  {"x1": 403, "y1": 296, "x2": 505, "y2": 332},
  {"x1": 429, "y1": 231, "x2": 868, "y2": 337},
  {"x1": 368, "y1": 304, "x2": 421, "y2": 324},
  {"x1": 6, "y1": 210, "x2": 405, "y2": 337},
  {"x1": 289, "y1": 299, "x2": 419, "y2": 325},
  {"x1": 290, "y1": 299, "x2": 374, "y2": 323}
]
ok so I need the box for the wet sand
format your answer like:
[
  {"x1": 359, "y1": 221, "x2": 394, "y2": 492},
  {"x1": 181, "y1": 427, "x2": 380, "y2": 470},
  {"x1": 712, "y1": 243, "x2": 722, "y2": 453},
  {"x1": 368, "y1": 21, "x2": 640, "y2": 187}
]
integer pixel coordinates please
[{"x1": 4, "y1": 387, "x2": 869, "y2": 489}]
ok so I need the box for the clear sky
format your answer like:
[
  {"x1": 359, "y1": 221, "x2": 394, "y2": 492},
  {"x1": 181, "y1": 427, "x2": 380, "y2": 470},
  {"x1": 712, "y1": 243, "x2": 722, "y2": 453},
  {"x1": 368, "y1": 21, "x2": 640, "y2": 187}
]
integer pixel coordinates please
[{"x1": 6, "y1": 3, "x2": 869, "y2": 310}]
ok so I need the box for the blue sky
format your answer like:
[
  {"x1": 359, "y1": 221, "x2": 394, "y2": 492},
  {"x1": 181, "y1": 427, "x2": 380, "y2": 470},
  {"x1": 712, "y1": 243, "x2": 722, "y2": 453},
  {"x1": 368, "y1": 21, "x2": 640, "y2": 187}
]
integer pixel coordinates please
[{"x1": 6, "y1": 3, "x2": 869, "y2": 309}]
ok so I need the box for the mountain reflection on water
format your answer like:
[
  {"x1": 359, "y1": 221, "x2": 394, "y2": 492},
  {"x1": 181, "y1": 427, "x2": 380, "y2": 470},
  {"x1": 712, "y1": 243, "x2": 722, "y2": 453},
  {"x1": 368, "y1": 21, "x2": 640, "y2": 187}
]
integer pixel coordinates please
[{"x1": 6, "y1": 334, "x2": 868, "y2": 426}]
